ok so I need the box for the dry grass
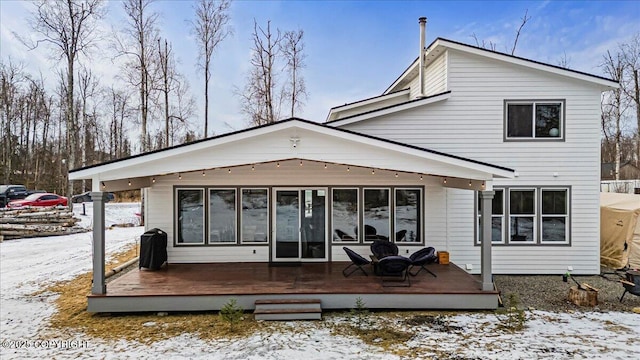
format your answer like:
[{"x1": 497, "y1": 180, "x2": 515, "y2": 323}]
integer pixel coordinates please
[{"x1": 36, "y1": 245, "x2": 266, "y2": 344}]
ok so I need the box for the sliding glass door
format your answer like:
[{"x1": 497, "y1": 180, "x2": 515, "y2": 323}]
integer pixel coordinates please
[{"x1": 273, "y1": 189, "x2": 327, "y2": 262}]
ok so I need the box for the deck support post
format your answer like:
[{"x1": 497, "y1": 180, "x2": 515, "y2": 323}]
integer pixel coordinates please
[
  {"x1": 480, "y1": 190, "x2": 495, "y2": 291},
  {"x1": 90, "y1": 191, "x2": 109, "y2": 294}
]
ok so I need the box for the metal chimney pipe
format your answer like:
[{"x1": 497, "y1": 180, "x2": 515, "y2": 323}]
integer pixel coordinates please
[{"x1": 418, "y1": 17, "x2": 427, "y2": 98}]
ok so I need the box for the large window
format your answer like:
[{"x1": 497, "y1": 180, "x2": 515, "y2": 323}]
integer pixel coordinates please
[
  {"x1": 509, "y1": 189, "x2": 536, "y2": 242},
  {"x1": 241, "y1": 189, "x2": 268, "y2": 243},
  {"x1": 176, "y1": 188, "x2": 205, "y2": 244},
  {"x1": 332, "y1": 188, "x2": 358, "y2": 242},
  {"x1": 395, "y1": 188, "x2": 421, "y2": 243},
  {"x1": 541, "y1": 189, "x2": 569, "y2": 243},
  {"x1": 506, "y1": 100, "x2": 563, "y2": 140},
  {"x1": 476, "y1": 187, "x2": 570, "y2": 245},
  {"x1": 477, "y1": 189, "x2": 505, "y2": 244},
  {"x1": 209, "y1": 189, "x2": 237, "y2": 243},
  {"x1": 363, "y1": 188, "x2": 390, "y2": 242}
]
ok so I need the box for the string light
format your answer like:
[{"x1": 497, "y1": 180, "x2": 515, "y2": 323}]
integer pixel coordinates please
[
  {"x1": 481, "y1": 181, "x2": 486, "y2": 189},
  {"x1": 420, "y1": 175, "x2": 423, "y2": 181},
  {"x1": 152, "y1": 177, "x2": 156, "y2": 183},
  {"x1": 202, "y1": 170, "x2": 206, "y2": 176},
  {"x1": 101, "y1": 182, "x2": 105, "y2": 189},
  {"x1": 371, "y1": 169, "x2": 375, "y2": 175},
  {"x1": 251, "y1": 165, "x2": 255, "y2": 171},
  {"x1": 228, "y1": 168, "x2": 231, "y2": 174},
  {"x1": 347, "y1": 166, "x2": 350, "y2": 172},
  {"x1": 469, "y1": 180, "x2": 472, "y2": 187},
  {"x1": 128, "y1": 179, "x2": 131, "y2": 186},
  {"x1": 324, "y1": 163, "x2": 327, "y2": 169},
  {"x1": 277, "y1": 162, "x2": 280, "y2": 168},
  {"x1": 443, "y1": 178, "x2": 447, "y2": 184},
  {"x1": 178, "y1": 173, "x2": 182, "y2": 180},
  {"x1": 395, "y1": 172, "x2": 399, "y2": 178},
  {"x1": 299, "y1": 160, "x2": 303, "y2": 166}
]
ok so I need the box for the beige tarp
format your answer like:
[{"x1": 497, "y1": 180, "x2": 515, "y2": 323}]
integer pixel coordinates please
[{"x1": 600, "y1": 192, "x2": 640, "y2": 269}]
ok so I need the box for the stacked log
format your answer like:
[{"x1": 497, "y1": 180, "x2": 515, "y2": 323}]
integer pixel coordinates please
[{"x1": 0, "y1": 206, "x2": 86, "y2": 240}]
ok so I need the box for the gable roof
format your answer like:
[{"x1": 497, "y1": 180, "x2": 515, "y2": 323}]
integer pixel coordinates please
[
  {"x1": 325, "y1": 91, "x2": 451, "y2": 127},
  {"x1": 385, "y1": 37, "x2": 619, "y2": 94},
  {"x1": 70, "y1": 118, "x2": 514, "y2": 186}
]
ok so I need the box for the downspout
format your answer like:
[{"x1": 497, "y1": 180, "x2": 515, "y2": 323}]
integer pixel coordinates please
[{"x1": 418, "y1": 17, "x2": 427, "y2": 98}]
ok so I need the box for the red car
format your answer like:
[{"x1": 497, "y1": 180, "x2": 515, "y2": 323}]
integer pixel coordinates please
[{"x1": 7, "y1": 193, "x2": 68, "y2": 208}]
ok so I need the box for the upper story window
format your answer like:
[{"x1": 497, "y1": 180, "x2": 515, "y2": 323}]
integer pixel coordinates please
[{"x1": 505, "y1": 100, "x2": 564, "y2": 140}]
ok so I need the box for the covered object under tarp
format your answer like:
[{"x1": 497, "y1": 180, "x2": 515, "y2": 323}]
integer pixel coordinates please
[{"x1": 600, "y1": 192, "x2": 640, "y2": 269}]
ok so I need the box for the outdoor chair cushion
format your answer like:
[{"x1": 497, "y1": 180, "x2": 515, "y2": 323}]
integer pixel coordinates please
[
  {"x1": 408, "y1": 247, "x2": 438, "y2": 277},
  {"x1": 370, "y1": 240, "x2": 399, "y2": 259},
  {"x1": 377, "y1": 255, "x2": 412, "y2": 287}
]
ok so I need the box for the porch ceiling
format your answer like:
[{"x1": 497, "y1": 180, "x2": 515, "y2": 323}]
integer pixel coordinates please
[{"x1": 69, "y1": 119, "x2": 514, "y2": 191}]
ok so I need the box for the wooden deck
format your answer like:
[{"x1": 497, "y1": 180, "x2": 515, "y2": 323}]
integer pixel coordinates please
[{"x1": 88, "y1": 262, "x2": 499, "y2": 313}]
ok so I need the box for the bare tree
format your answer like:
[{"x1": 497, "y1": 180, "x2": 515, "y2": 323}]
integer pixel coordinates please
[
  {"x1": 470, "y1": 9, "x2": 530, "y2": 55},
  {"x1": 106, "y1": 86, "x2": 133, "y2": 159},
  {"x1": 77, "y1": 65, "x2": 99, "y2": 190},
  {"x1": 154, "y1": 38, "x2": 196, "y2": 148},
  {"x1": 620, "y1": 33, "x2": 640, "y2": 167},
  {"x1": 601, "y1": 50, "x2": 630, "y2": 180},
  {"x1": 471, "y1": 33, "x2": 497, "y2": 51},
  {"x1": 280, "y1": 29, "x2": 307, "y2": 118},
  {"x1": 239, "y1": 20, "x2": 282, "y2": 125},
  {"x1": 0, "y1": 60, "x2": 25, "y2": 184},
  {"x1": 157, "y1": 38, "x2": 172, "y2": 147},
  {"x1": 19, "y1": 0, "x2": 104, "y2": 203},
  {"x1": 557, "y1": 50, "x2": 571, "y2": 69},
  {"x1": 511, "y1": 9, "x2": 531, "y2": 55},
  {"x1": 191, "y1": 0, "x2": 232, "y2": 138},
  {"x1": 116, "y1": 0, "x2": 159, "y2": 152}
]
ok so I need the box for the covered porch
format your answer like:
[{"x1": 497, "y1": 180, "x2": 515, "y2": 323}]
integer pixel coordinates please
[
  {"x1": 88, "y1": 261, "x2": 499, "y2": 312},
  {"x1": 69, "y1": 118, "x2": 515, "y2": 312}
]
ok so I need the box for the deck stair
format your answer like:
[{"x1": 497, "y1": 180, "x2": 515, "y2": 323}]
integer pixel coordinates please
[{"x1": 254, "y1": 299, "x2": 322, "y2": 320}]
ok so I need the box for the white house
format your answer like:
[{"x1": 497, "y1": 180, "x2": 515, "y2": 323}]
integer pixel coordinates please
[{"x1": 69, "y1": 19, "x2": 618, "y2": 312}]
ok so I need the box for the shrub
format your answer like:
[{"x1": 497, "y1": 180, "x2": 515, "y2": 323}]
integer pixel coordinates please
[
  {"x1": 350, "y1": 296, "x2": 371, "y2": 330},
  {"x1": 495, "y1": 293, "x2": 527, "y2": 332},
  {"x1": 220, "y1": 298, "x2": 244, "y2": 332}
]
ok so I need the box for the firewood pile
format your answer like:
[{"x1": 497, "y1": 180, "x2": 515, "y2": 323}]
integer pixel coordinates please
[{"x1": 0, "y1": 206, "x2": 86, "y2": 240}]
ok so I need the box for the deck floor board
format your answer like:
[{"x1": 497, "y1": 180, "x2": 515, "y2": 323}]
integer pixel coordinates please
[{"x1": 96, "y1": 262, "x2": 494, "y2": 298}]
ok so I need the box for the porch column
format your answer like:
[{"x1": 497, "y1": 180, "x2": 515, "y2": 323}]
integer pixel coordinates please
[
  {"x1": 480, "y1": 190, "x2": 495, "y2": 291},
  {"x1": 90, "y1": 191, "x2": 108, "y2": 294}
]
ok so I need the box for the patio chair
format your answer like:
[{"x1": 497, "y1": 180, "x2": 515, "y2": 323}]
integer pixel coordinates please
[
  {"x1": 619, "y1": 270, "x2": 640, "y2": 302},
  {"x1": 342, "y1": 247, "x2": 370, "y2": 277},
  {"x1": 370, "y1": 239, "x2": 399, "y2": 259},
  {"x1": 408, "y1": 247, "x2": 438, "y2": 277},
  {"x1": 378, "y1": 255, "x2": 412, "y2": 287}
]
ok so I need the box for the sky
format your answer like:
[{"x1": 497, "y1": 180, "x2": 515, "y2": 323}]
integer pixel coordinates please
[{"x1": 1, "y1": 0, "x2": 639, "y2": 139}]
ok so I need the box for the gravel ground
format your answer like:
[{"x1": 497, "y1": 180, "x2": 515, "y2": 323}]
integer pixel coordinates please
[{"x1": 494, "y1": 267, "x2": 640, "y2": 312}]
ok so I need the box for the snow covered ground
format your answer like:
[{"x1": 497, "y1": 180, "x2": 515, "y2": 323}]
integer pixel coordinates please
[{"x1": 1, "y1": 203, "x2": 639, "y2": 359}]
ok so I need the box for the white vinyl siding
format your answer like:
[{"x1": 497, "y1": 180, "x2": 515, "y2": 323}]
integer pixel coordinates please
[
  {"x1": 408, "y1": 51, "x2": 448, "y2": 99},
  {"x1": 339, "y1": 48, "x2": 603, "y2": 274}
]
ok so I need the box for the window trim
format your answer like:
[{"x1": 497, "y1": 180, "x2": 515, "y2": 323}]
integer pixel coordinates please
[
  {"x1": 240, "y1": 188, "x2": 269, "y2": 244},
  {"x1": 475, "y1": 186, "x2": 571, "y2": 246},
  {"x1": 331, "y1": 187, "x2": 360, "y2": 243},
  {"x1": 504, "y1": 99, "x2": 565, "y2": 141},
  {"x1": 175, "y1": 187, "x2": 206, "y2": 246},
  {"x1": 394, "y1": 187, "x2": 423, "y2": 243},
  {"x1": 476, "y1": 189, "x2": 505, "y2": 245},
  {"x1": 540, "y1": 188, "x2": 570, "y2": 244},
  {"x1": 362, "y1": 187, "x2": 392, "y2": 244},
  {"x1": 508, "y1": 188, "x2": 537, "y2": 244},
  {"x1": 208, "y1": 188, "x2": 238, "y2": 245}
]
